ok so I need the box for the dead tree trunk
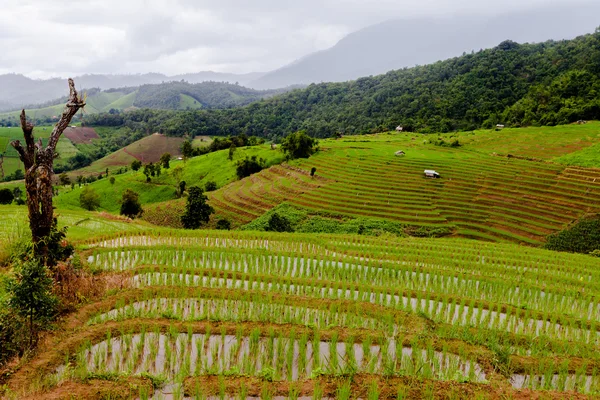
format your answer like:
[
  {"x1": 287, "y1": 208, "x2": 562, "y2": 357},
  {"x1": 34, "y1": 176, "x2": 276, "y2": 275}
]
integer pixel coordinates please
[{"x1": 11, "y1": 79, "x2": 85, "y2": 263}]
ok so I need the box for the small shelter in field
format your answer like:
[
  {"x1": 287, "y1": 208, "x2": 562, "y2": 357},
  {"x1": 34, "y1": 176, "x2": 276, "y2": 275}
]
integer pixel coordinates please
[
  {"x1": 395, "y1": 150, "x2": 405, "y2": 156},
  {"x1": 496, "y1": 124, "x2": 505, "y2": 129},
  {"x1": 396, "y1": 125, "x2": 404, "y2": 132},
  {"x1": 424, "y1": 169, "x2": 441, "y2": 178},
  {"x1": 270, "y1": 143, "x2": 277, "y2": 150}
]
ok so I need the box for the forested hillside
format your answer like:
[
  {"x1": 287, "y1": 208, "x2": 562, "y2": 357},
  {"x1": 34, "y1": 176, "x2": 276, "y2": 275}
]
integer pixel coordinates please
[
  {"x1": 0, "y1": 81, "x2": 289, "y2": 126},
  {"x1": 87, "y1": 31, "x2": 600, "y2": 140}
]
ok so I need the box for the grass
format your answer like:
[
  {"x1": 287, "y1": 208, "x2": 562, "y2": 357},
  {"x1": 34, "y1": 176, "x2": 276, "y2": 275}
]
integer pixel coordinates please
[
  {"x1": 5, "y1": 227, "x2": 600, "y2": 397},
  {"x1": 0, "y1": 126, "x2": 79, "y2": 177},
  {"x1": 0, "y1": 205, "x2": 149, "y2": 245},
  {"x1": 77, "y1": 133, "x2": 187, "y2": 174},
  {"x1": 206, "y1": 123, "x2": 600, "y2": 245},
  {"x1": 54, "y1": 144, "x2": 284, "y2": 213},
  {"x1": 179, "y1": 94, "x2": 203, "y2": 110},
  {"x1": 5, "y1": 123, "x2": 600, "y2": 399}
]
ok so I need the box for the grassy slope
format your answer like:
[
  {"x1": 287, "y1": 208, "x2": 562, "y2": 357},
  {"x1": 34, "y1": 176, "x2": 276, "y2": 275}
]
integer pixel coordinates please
[
  {"x1": 77, "y1": 133, "x2": 185, "y2": 174},
  {"x1": 179, "y1": 94, "x2": 203, "y2": 109},
  {"x1": 0, "y1": 205, "x2": 149, "y2": 245},
  {"x1": 0, "y1": 126, "x2": 78, "y2": 177},
  {"x1": 201, "y1": 122, "x2": 600, "y2": 245},
  {"x1": 0, "y1": 91, "x2": 132, "y2": 120},
  {"x1": 54, "y1": 144, "x2": 284, "y2": 213},
  {"x1": 104, "y1": 91, "x2": 137, "y2": 111}
]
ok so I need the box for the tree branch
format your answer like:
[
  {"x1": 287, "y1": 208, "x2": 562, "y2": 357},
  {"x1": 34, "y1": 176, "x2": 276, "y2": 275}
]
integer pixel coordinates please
[
  {"x1": 19, "y1": 110, "x2": 36, "y2": 159},
  {"x1": 9, "y1": 139, "x2": 28, "y2": 165},
  {"x1": 46, "y1": 78, "x2": 85, "y2": 152}
]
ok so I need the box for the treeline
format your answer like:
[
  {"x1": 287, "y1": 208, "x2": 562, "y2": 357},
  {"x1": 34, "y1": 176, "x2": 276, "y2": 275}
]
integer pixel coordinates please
[{"x1": 85, "y1": 31, "x2": 600, "y2": 139}]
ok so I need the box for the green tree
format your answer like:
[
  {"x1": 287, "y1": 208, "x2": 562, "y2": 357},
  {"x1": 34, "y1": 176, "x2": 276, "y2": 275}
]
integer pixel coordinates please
[
  {"x1": 178, "y1": 181, "x2": 187, "y2": 197},
  {"x1": 236, "y1": 156, "x2": 265, "y2": 179},
  {"x1": 79, "y1": 186, "x2": 100, "y2": 211},
  {"x1": 228, "y1": 143, "x2": 236, "y2": 161},
  {"x1": 280, "y1": 131, "x2": 318, "y2": 159},
  {"x1": 160, "y1": 153, "x2": 171, "y2": 169},
  {"x1": 266, "y1": 213, "x2": 294, "y2": 232},
  {"x1": 120, "y1": 189, "x2": 143, "y2": 219},
  {"x1": 181, "y1": 140, "x2": 194, "y2": 161},
  {"x1": 143, "y1": 163, "x2": 154, "y2": 182},
  {"x1": 131, "y1": 160, "x2": 142, "y2": 171},
  {"x1": 6, "y1": 260, "x2": 58, "y2": 347},
  {"x1": 59, "y1": 173, "x2": 71, "y2": 186},
  {"x1": 310, "y1": 167, "x2": 317, "y2": 177},
  {"x1": 0, "y1": 188, "x2": 14, "y2": 205},
  {"x1": 181, "y1": 186, "x2": 213, "y2": 229},
  {"x1": 109, "y1": 176, "x2": 115, "y2": 185}
]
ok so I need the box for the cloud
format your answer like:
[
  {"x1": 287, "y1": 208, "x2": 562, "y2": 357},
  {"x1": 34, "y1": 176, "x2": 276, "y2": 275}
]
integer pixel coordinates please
[{"x1": 0, "y1": 0, "x2": 595, "y2": 78}]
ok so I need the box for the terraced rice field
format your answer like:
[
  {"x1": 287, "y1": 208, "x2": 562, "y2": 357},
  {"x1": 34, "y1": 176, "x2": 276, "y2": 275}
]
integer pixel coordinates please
[
  {"x1": 9, "y1": 229, "x2": 600, "y2": 399},
  {"x1": 209, "y1": 134, "x2": 600, "y2": 245}
]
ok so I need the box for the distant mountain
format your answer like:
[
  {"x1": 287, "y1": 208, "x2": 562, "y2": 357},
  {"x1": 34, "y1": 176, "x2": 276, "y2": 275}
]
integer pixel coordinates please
[
  {"x1": 0, "y1": 81, "x2": 287, "y2": 124},
  {"x1": 250, "y1": 3, "x2": 600, "y2": 89},
  {"x1": 0, "y1": 71, "x2": 265, "y2": 111}
]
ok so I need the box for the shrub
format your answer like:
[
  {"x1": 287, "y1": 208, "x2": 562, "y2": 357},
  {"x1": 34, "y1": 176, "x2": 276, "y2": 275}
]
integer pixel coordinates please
[
  {"x1": 79, "y1": 186, "x2": 100, "y2": 211},
  {"x1": 181, "y1": 186, "x2": 214, "y2": 229},
  {"x1": 131, "y1": 160, "x2": 142, "y2": 171},
  {"x1": 0, "y1": 188, "x2": 14, "y2": 205},
  {"x1": 109, "y1": 176, "x2": 115, "y2": 185},
  {"x1": 266, "y1": 213, "x2": 294, "y2": 233},
  {"x1": 205, "y1": 181, "x2": 218, "y2": 192},
  {"x1": 310, "y1": 167, "x2": 317, "y2": 177},
  {"x1": 6, "y1": 260, "x2": 58, "y2": 347},
  {"x1": 120, "y1": 189, "x2": 143, "y2": 219},
  {"x1": 236, "y1": 156, "x2": 266, "y2": 179},
  {"x1": 216, "y1": 218, "x2": 231, "y2": 230}
]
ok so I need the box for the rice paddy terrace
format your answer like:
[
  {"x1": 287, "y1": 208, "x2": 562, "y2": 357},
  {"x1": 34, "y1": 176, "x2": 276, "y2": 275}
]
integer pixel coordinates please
[
  {"x1": 4, "y1": 228, "x2": 600, "y2": 399},
  {"x1": 209, "y1": 124, "x2": 600, "y2": 245}
]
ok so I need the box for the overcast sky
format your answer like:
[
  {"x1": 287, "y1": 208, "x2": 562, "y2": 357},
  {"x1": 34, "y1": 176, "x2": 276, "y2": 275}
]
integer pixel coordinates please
[{"x1": 0, "y1": 0, "x2": 594, "y2": 78}]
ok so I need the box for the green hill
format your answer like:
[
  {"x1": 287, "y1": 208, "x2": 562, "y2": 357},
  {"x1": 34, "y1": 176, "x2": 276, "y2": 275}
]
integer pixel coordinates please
[
  {"x1": 54, "y1": 144, "x2": 285, "y2": 212},
  {"x1": 0, "y1": 81, "x2": 289, "y2": 126}
]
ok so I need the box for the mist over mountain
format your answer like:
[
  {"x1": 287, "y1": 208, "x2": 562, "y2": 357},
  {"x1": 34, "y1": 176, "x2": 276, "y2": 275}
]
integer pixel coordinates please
[
  {"x1": 0, "y1": 71, "x2": 264, "y2": 111},
  {"x1": 250, "y1": 3, "x2": 600, "y2": 89}
]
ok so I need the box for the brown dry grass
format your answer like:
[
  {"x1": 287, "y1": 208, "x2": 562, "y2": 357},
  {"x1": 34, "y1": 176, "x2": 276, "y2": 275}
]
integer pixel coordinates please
[{"x1": 62, "y1": 127, "x2": 99, "y2": 145}]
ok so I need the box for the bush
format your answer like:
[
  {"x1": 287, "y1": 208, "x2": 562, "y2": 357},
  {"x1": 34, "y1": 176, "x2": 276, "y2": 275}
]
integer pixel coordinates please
[
  {"x1": 281, "y1": 130, "x2": 318, "y2": 159},
  {"x1": 0, "y1": 188, "x2": 14, "y2": 205},
  {"x1": 6, "y1": 260, "x2": 58, "y2": 347},
  {"x1": 205, "y1": 181, "x2": 217, "y2": 192},
  {"x1": 131, "y1": 160, "x2": 142, "y2": 171},
  {"x1": 120, "y1": 189, "x2": 143, "y2": 219},
  {"x1": 79, "y1": 186, "x2": 100, "y2": 211},
  {"x1": 236, "y1": 156, "x2": 266, "y2": 179},
  {"x1": 181, "y1": 186, "x2": 214, "y2": 229},
  {"x1": 216, "y1": 218, "x2": 231, "y2": 230},
  {"x1": 266, "y1": 213, "x2": 294, "y2": 233}
]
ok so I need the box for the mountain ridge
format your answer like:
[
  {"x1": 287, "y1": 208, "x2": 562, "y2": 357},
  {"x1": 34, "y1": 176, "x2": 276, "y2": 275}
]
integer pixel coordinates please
[{"x1": 249, "y1": 3, "x2": 600, "y2": 89}]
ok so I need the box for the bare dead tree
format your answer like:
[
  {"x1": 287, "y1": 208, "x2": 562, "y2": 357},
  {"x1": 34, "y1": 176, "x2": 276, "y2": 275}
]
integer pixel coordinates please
[{"x1": 11, "y1": 79, "x2": 85, "y2": 262}]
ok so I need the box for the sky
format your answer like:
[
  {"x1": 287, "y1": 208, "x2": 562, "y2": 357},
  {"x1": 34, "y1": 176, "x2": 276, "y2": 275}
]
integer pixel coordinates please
[{"x1": 0, "y1": 0, "x2": 594, "y2": 79}]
